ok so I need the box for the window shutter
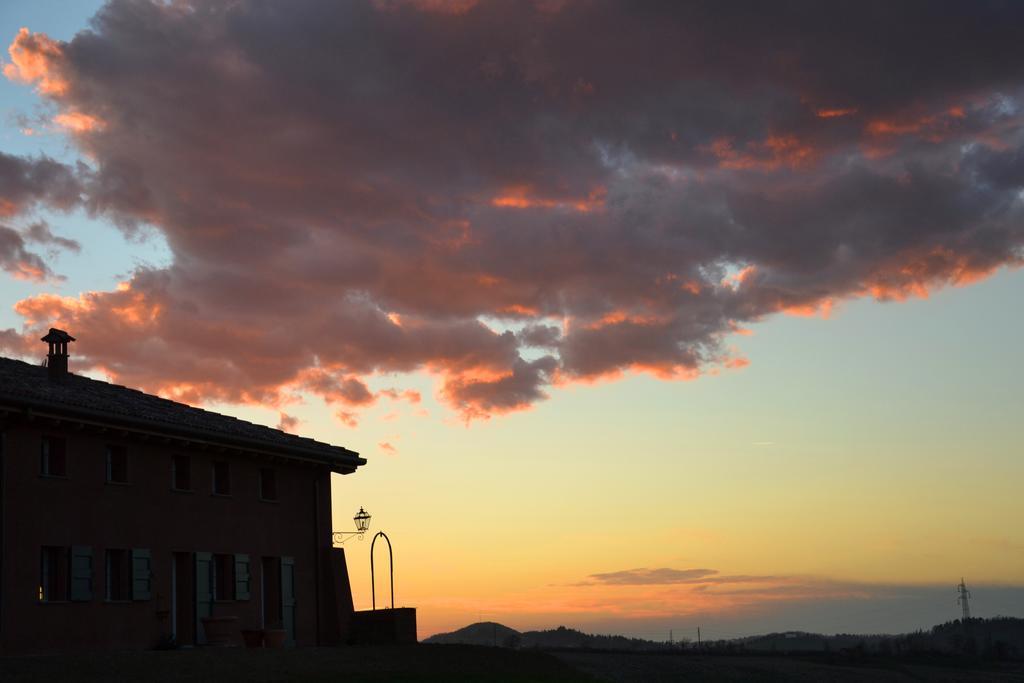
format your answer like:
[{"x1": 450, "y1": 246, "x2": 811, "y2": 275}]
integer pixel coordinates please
[
  {"x1": 70, "y1": 545, "x2": 93, "y2": 601},
  {"x1": 195, "y1": 552, "x2": 214, "y2": 645},
  {"x1": 131, "y1": 548, "x2": 152, "y2": 600},
  {"x1": 234, "y1": 554, "x2": 251, "y2": 600},
  {"x1": 281, "y1": 557, "x2": 296, "y2": 644}
]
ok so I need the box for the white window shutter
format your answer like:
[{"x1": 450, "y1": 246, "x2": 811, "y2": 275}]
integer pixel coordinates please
[
  {"x1": 70, "y1": 545, "x2": 93, "y2": 601},
  {"x1": 131, "y1": 548, "x2": 152, "y2": 600},
  {"x1": 234, "y1": 554, "x2": 251, "y2": 600}
]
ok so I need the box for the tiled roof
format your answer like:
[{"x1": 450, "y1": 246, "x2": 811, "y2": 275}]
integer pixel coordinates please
[{"x1": 0, "y1": 357, "x2": 364, "y2": 472}]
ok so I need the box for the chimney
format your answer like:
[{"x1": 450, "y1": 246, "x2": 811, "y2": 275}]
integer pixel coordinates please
[{"x1": 41, "y1": 328, "x2": 75, "y2": 381}]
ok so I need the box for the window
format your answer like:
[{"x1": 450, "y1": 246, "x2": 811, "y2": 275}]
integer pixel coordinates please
[
  {"x1": 213, "y1": 553, "x2": 234, "y2": 600},
  {"x1": 39, "y1": 546, "x2": 91, "y2": 602},
  {"x1": 40, "y1": 436, "x2": 67, "y2": 477},
  {"x1": 105, "y1": 549, "x2": 129, "y2": 600},
  {"x1": 259, "y1": 468, "x2": 277, "y2": 501},
  {"x1": 172, "y1": 455, "x2": 191, "y2": 491},
  {"x1": 104, "y1": 548, "x2": 150, "y2": 600},
  {"x1": 106, "y1": 445, "x2": 128, "y2": 483},
  {"x1": 40, "y1": 546, "x2": 68, "y2": 601},
  {"x1": 212, "y1": 460, "x2": 231, "y2": 495}
]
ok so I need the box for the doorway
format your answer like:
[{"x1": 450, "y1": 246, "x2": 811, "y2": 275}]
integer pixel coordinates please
[
  {"x1": 172, "y1": 552, "x2": 194, "y2": 646},
  {"x1": 261, "y1": 557, "x2": 296, "y2": 644}
]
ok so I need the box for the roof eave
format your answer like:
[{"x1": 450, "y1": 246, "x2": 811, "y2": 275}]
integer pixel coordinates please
[{"x1": 0, "y1": 397, "x2": 366, "y2": 472}]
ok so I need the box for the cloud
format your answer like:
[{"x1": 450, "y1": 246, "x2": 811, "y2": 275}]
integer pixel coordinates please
[
  {"x1": 442, "y1": 356, "x2": 557, "y2": 420},
  {"x1": 0, "y1": 152, "x2": 81, "y2": 217},
  {"x1": 586, "y1": 568, "x2": 719, "y2": 586},
  {"x1": 276, "y1": 412, "x2": 299, "y2": 432},
  {"x1": 3, "y1": 28, "x2": 67, "y2": 95},
  {"x1": 380, "y1": 388, "x2": 422, "y2": 403},
  {"x1": 584, "y1": 567, "x2": 781, "y2": 587},
  {"x1": 299, "y1": 369, "x2": 377, "y2": 407},
  {"x1": 0, "y1": 327, "x2": 34, "y2": 356},
  {"x1": 336, "y1": 410, "x2": 359, "y2": 428},
  {"x1": 24, "y1": 221, "x2": 80, "y2": 253},
  {"x1": 1, "y1": 0, "x2": 1023, "y2": 421},
  {"x1": 0, "y1": 224, "x2": 55, "y2": 281}
]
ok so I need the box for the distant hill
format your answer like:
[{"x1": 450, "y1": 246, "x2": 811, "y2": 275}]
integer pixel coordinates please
[
  {"x1": 425, "y1": 622, "x2": 522, "y2": 648},
  {"x1": 424, "y1": 623, "x2": 675, "y2": 651},
  {"x1": 424, "y1": 618, "x2": 1024, "y2": 659}
]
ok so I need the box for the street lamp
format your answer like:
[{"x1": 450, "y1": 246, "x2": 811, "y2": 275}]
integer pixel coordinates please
[{"x1": 333, "y1": 507, "x2": 371, "y2": 544}]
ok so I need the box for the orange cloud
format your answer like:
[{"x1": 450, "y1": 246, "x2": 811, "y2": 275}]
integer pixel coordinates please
[
  {"x1": 783, "y1": 298, "x2": 835, "y2": 319},
  {"x1": 583, "y1": 310, "x2": 672, "y2": 330},
  {"x1": 865, "y1": 105, "x2": 969, "y2": 143},
  {"x1": 433, "y1": 569, "x2": 881, "y2": 629},
  {"x1": 380, "y1": 388, "x2": 422, "y2": 404},
  {"x1": 703, "y1": 135, "x2": 818, "y2": 171},
  {"x1": 374, "y1": 0, "x2": 479, "y2": 13},
  {"x1": 815, "y1": 107, "x2": 858, "y2": 119},
  {"x1": 53, "y1": 111, "x2": 104, "y2": 133},
  {"x1": 491, "y1": 185, "x2": 606, "y2": 213},
  {"x1": 495, "y1": 304, "x2": 540, "y2": 317},
  {"x1": 277, "y1": 413, "x2": 300, "y2": 432},
  {"x1": 4, "y1": 28, "x2": 67, "y2": 95},
  {"x1": 336, "y1": 410, "x2": 359, "y2": 428},
  {"x1": 862, "y1": 246, "x2": 1006, "y2": 302}
]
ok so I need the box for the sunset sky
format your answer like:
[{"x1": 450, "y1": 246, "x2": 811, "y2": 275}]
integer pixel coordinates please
[{"x1": 1, "y1": 1, "x2": 1022, "y2": 640}]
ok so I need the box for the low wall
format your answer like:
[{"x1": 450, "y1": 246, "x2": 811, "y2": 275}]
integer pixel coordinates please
[{"x1": 351, "y1": 608, "x2": 417, "y2": 645}]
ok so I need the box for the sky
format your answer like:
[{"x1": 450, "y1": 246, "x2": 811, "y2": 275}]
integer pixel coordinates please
[{"x1": 1, "y1": 0, "x2": 1022, "y2": 641}]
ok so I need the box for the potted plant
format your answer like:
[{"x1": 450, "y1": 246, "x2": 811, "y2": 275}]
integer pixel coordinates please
[
  {"x1": 264, "y1": 620, "x2": 287, "y2": 648},
  {"x1": 200, "y1": 612, "x2": 240, "y2": 647},
  {"x1": 241, "y1": 627, "x2": 264, "y2": 648}
]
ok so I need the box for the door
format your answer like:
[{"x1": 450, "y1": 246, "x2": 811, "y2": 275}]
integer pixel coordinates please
[
  {"x1": 195, "y1": 552, "x2": 214, "y2": 645},
  {"x1": 261, "y1": 557, "x2": 281, "y2": 629},
  {"x1": 172, "y1": 553, "x2": 194, "y2": 645},
  {"x1": 281, "y1": 556, "x2": 296, "y2": 645}
]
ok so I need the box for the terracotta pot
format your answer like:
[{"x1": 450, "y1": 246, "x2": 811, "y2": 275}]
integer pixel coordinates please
[
  {"x1": 241, "y1": 629, "x2": 264, "y2": 648},
  {"x1": 264, "y1": 629, "x2": 287, "y2": 649},
  {"x1": 200, "y1": 616, "x2": 240, "y2": 647}
]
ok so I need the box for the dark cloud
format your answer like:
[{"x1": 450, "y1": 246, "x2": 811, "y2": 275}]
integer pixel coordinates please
[
  {"x1": 0, "y1": 224, "x2": 54, "y2": 281},
  {"x1": 2, "y1": 0, "x2": 1023, "y2": 420},
  {"x1": 0, "y1": 327, "x2": 34, "y2": 356},
  {"x1": 585, "y1": 567, "x2": 777, "y2": 587},
  {"x1": 517, "y1": 324, "x2": 561, "y2": 349},
  {"x1": 24, "y1": 221, "x2": 81, "y2": 253},
  {"x1": 0, "y1": 152, "x2": 81, "y2": 217},
  {"x1": 588, "y1": 568, "x2": 718, "y2": 586},
  {"x1": 442, "y1": 356, "x2": 557, "y2": 420}
]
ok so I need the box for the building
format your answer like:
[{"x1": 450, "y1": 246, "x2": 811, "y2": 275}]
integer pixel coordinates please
[{"x1": 0, "y1": 329, "x2": 366, "y2": 652}]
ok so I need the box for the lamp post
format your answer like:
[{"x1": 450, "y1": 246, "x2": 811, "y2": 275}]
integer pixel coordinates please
[{"x1": 332, "y1": 507, "x2": 371, "y2": 545}]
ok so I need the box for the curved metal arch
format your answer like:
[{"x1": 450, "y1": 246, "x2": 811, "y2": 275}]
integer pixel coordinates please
[{"x1": 370, "y1": 531, "x2": 394, "y2": 610}]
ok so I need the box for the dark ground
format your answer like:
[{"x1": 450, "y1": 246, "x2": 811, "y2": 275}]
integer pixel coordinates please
[
  {"x1": 555, "y1": 650, "x2": 1024, "y2": 683},
  {"x1": 2, "y1": 645, "x2": 1023, "y2": 682},
  {"x1": 0, "y1": 645, "x2": 596, "y2": 683}
]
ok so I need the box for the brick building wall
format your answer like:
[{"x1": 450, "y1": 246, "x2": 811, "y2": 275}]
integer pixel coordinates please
[{"x1": 0, "y1": 420, "x2": 353, "y2": 652}]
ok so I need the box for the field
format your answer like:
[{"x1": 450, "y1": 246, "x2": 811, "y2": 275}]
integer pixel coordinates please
[
  {"x1": 2, "y1": 645, "x2": 1023, "y2": 682},
  {"x1": 556, "y1": 650, "x2": 1024, "y2": 683},
  {"x1": 0, "y1": 645, "x2": 596, "y2": 683}
]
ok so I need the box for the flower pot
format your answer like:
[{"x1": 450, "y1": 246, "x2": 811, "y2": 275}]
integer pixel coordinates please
[
  {"x1": 264, "y1": 629, "x2": 287, "y2": 649},
  {"x1": 241, "y1": 629, "x2": 264, "y2": 648},
  {"x1": 200, "y1": 615, "x2": 240, "y2": 647}
]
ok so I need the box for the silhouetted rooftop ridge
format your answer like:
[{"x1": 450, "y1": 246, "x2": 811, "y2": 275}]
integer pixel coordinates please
[{"x1": 0, "y1": 355, "x2": 363, "y2": 472}]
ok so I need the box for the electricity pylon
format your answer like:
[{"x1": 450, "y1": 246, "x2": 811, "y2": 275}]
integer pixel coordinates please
[{"x1": 957, "y1": 578, "x2": 971, "y2": 621}]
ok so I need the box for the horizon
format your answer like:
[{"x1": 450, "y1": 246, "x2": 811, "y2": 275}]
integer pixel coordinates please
[{"x1": 1, "y1": 1, "x2": 1022, "y2": 642}]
